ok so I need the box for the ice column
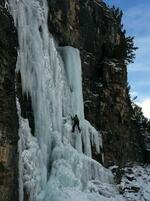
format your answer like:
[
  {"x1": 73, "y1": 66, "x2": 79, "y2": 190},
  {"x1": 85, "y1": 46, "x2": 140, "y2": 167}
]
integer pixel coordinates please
[
  {"x1": 59, "y1": 47, "x2": 84, "y2": 120},
  {"x1": 8, "y1": 0, "x2": 65, "y2": 199}
]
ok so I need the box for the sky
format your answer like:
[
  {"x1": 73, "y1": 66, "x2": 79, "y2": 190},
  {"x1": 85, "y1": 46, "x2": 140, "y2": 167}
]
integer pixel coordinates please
[{"x1": 104, "y1": 0, "x2": 150, "y2": 119}]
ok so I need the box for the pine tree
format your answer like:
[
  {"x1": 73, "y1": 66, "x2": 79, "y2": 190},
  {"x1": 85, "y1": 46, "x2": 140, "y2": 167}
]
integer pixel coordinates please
[
  {"x1": 111, "y1": 6, "x2": 138, "y2": 64},
  {"x1": 124, "y1": 36, "x2": 138, "y2": 64}
]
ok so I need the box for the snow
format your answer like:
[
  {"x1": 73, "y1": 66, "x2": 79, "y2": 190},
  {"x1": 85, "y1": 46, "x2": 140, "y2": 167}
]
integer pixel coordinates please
[{"x1": 119, "y1": 164, "x2": 150, "y2": 201}]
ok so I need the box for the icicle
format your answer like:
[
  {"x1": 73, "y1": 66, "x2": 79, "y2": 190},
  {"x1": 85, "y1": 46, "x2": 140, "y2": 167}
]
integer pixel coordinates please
[{"x1": 16, "y1": 99, "x2": 24, "y2": 201}]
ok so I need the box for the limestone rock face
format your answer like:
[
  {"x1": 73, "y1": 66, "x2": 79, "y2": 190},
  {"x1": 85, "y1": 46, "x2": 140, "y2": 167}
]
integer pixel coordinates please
[
  {"x1": 47, "y1": 0, "x2": 144, "y2": 166},
  {"x1": 0, "y1": 4, "x2": 18, "y2": 201}
]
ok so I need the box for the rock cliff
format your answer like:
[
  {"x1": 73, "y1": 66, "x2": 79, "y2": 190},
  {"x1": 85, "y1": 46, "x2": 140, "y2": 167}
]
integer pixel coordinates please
[
  {"x1": 0, "y1": 0, "x2": 147, "y2": 200},
  {"x1": 47, "y1": 0, "x2": 145, "y2": 166},
  {"x1": 0, "y1": 2, "x2": 18, "y2": 201},
  {"x1": 0, "y1": 3, "x2": 146, "y2": 201}
]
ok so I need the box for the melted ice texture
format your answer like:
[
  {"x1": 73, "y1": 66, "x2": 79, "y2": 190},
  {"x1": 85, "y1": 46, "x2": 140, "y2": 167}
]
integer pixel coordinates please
[{"x1": 7, "y1": 0, "x2": 122, "y2": 200}]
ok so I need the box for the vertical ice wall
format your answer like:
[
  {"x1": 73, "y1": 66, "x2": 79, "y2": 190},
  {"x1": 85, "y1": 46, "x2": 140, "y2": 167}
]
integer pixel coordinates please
[
  {"x1": 59, "y1": 47, "x2": 84, "y2": 120},
  {"x1": 8, "y1": 0, "x2": 114, "y2": 200},
  {"x1": 59, "y1": 47, "x2": 101, "y2": 156},
  {"x1": 8, "y1": 0, "x2": 66, "y2": 199}
]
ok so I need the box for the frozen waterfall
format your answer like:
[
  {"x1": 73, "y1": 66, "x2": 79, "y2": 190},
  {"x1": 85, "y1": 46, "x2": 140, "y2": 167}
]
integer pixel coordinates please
[{"x1": 8, "y1": 0, "x2": 114, "y2": 200}]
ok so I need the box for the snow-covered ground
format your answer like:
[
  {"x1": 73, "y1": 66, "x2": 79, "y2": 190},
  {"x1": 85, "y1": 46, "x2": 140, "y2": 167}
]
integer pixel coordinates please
[{"x1": 119, "y1": 164, "x2": 150, "y2": 201}]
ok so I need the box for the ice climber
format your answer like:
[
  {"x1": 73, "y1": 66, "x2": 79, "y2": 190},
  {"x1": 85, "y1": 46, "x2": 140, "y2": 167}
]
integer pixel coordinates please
[{"x1": 72, "y1": 114, "x2": 81, "y2": 133}]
